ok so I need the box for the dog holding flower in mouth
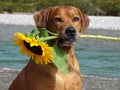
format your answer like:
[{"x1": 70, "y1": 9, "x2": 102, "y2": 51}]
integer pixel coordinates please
[{"x1": 9, "y1": 6, "x2": 89, "y2": 90}]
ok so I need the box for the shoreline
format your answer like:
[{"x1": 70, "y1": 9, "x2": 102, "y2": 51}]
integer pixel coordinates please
[
  {"x1": 0, "y1": 68, "x2": 120, "y2": 90},
  {"x1": 0, "y1": 14, "x2": 120, "y2": 30}
]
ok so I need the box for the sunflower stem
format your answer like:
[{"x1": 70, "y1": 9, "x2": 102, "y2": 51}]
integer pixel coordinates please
[
  {"x1": 38, "y1": 28, "x2": 58, "y2": 36},
  {"x1": 47, "y1": 30, "x2": 58, "y2": 36},
  {"x1": 40, "y1": 35, "x2": 59, "y2": 41},
  {"x1": 79, "y1": 34, "x2": 120, "y2": 41}
]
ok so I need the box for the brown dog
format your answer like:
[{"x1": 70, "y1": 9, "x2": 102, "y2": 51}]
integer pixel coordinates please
[{"x1": 9, "y1": 6, "x2": 89, "y2": 90}]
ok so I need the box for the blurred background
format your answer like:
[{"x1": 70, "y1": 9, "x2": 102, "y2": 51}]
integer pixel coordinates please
[
  {"x1": 0, "y1": 1, "x2": 120, "y2": 90},
  {"x1": 0, "y1": 0, "x2": 120, "y2": 16}
]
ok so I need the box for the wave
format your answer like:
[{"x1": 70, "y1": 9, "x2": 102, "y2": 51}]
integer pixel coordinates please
[
  {"x1": 0, "y1": 67, "x2": 120, "y2": 79},
  {"x1": 1, "y1": 67, "x2": 120, "y2": 90},
  {"x1": 0, "y1": 67, "x2": 21, "y2": 72}
]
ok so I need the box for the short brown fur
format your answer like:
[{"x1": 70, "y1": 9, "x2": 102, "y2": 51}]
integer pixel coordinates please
[{"x1": 9, "y1": 6, "x2": 89, "y2": 90}]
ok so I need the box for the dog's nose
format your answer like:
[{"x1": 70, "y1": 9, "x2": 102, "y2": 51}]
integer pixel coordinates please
[{"x1": 65, "y1": 27, "x2": 76, "y2": 37}]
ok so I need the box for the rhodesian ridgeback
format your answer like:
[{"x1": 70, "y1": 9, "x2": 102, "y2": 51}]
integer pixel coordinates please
[{"x1": 9, "y1": 6, "x2": 89, "y2": 90}]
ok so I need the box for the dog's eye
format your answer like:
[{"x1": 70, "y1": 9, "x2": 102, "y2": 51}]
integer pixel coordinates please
[
  {"x1": 54, "y1": 17, "x2": 62, "y2": 22},
  {"x1": 73, "y1": 17, "x2": 80, "y2": 22}
]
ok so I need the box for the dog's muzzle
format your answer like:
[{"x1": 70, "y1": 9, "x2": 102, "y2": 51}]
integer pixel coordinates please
[{"x1": 58, "y1": 26, "x2": 78, "y2": 46}]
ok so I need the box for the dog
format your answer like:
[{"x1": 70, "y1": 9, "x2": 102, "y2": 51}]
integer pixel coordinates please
[{"x1": 9, "y1": 6, "x2": 89, "y2": 90}]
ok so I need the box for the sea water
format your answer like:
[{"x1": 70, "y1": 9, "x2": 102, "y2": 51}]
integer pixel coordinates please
[{"x1": 0, "y1": 24, "x2": 120, "y2": 78}]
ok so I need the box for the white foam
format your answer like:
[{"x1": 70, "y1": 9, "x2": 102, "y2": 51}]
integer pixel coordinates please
[
  {"x1": 0, "y1": 14, "x2": 120, "y2": 30},
  {"x1": 0, "y1": 14, "x2": 34, "y2": 26},
  {"x1": 0, "y1": 68, "x2": 21, "y2": 72},
  {"x1": 89, "y1": 16, "x2": 120, "y2": 30}
]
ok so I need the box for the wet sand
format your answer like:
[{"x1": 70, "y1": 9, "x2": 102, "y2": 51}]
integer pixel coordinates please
[{"x1": 1, "y1": 68, "x2": 120, "y2": 90}]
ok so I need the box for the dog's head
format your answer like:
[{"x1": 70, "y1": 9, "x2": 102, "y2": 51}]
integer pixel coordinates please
[{"x1": 34, "y1": 6, "x2": 90, "y2": 46}]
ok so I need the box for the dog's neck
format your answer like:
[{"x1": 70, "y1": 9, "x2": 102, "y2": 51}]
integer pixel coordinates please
[
  {"x1": 27, "y1": 46, "x2": 80, "y2": 75},
  {"x1": 63, "y1": 46, "x2": 80, "y2": 73},
  {"x1": 62, "y1": 46, "x2": 74, "y2": 54}
]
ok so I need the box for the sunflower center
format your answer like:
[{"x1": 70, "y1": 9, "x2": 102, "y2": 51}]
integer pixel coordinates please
[{"x1": 24, "y1": 41, "x2": 42, "y2": 55}]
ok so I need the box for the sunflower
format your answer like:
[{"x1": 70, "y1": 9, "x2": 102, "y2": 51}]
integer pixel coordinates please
[{"x1": 14, "y1": 32, "x2": 54, "y2": 64}]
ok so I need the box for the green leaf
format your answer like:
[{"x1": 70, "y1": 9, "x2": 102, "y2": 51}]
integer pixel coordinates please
[
  {"x1": 52, "y1": 43, "x2": 69, "y2": 74},
  {"x1": 26, "y1": 28, "x2": 37, "y2": 38},
  {"x1": 26, "y1": 32, "x2": 32, "y2": 38},
  {"x1": 38, "y1": 28, "x2": 49, "y2": 37},
  {"x1": 31, "y1": 28, "x2": 37, "y2": 37}
]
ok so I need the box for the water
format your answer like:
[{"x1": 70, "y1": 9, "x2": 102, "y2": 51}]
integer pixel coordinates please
[
  {"x1": 0, "y1": 24, "x2": 120, "y2": 78},
  {"x1": 0, "y1": 41, "x2": 28, "y2": 69},
  {"x1": 76, "y1": 39, "x2": 120, "y2": 78}
]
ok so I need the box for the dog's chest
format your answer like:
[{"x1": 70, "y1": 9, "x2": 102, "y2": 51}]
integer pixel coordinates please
[{"x1": 54, "y1": 72, "x2": 82, "y2": 90}]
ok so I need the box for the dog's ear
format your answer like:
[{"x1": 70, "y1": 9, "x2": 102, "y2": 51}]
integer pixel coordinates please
[
  {"x1": 77, "y1": 9, "x2": 90, "y2": 34},
  {"x1": 81, "y1": 13, "x2": 90, "y2": 34},
  {"x1": 33, "y1": 8, "x2": 53, "y2": 28}
]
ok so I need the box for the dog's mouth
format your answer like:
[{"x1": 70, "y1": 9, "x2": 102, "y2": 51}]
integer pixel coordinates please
[
  {"x1": 54, "y1": 26, "x2": 79, "y2": 46},
  {"x1": 58, "y1": 38, "x2": 77, "y2": 46}
]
